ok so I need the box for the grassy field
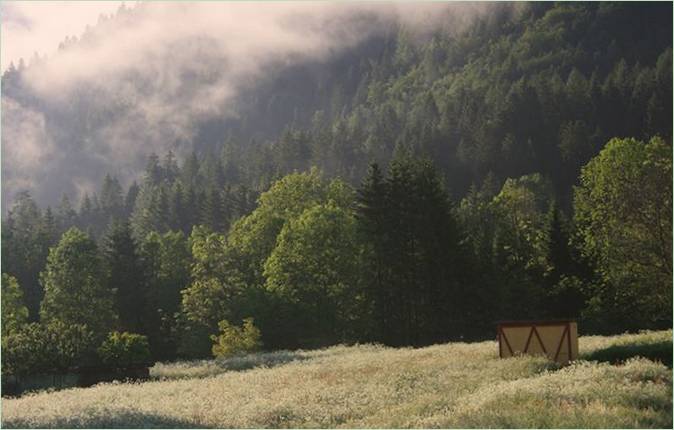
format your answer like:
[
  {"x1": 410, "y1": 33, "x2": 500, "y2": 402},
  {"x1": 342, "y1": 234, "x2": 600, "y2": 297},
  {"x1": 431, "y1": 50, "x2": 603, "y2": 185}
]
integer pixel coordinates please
[{"x1": 2, "y1": 330, "x2": 671, "y2": 428}]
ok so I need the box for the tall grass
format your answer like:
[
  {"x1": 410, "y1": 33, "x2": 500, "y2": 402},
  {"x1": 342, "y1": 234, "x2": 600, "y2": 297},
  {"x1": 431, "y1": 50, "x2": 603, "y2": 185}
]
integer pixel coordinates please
[{"x1": 2, "y1": 331, "x2": 671, "y2": 428}]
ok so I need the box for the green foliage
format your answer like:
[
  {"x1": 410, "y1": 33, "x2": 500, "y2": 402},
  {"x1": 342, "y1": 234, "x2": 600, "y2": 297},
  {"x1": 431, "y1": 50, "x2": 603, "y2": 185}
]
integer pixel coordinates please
[
  {"x1": 357, "y1": 154, "x2": 463, "y2": 345},
  {"x1": 1, "y1": 273, "x2": 29, "y2": 336},
  {"x1": 211, "y1": 318, "x2": 262, "y2": 358},
  {"x1": 103, "y1": 220, "x2": 146, "y2": 333},
  {"x1": 182, "y1": 278, "x2": 239, "y2": 329},
  {"x1": 2, "y1": 192, "x2": 55, "y2": 320},
  {"x1": 97, "y1": 331, "x2": 152, "y2": 368},
  {"x1": 174, "y1": 311, "x2": 214, "y2": 360},
  {"x1": 492, "y1": 173, "x2": 554, "y2": 272},
  {"x1": 228, "y1": 168, "x2": 354, "y2": 284},
  {"x1": 574, "y1": 136, "x2": 672, "y2": 328},
  {"x1": 181, "y1": 227, "x2": 244, "y2": 329},
  {"x1": 140, "y1": 230, "x2": 192, "y2": 359},
  {"x1": 489, "y1": 174, "x2": 556, "y2": 318},
  {"x1": 264, "y1": 203, "x2": 365, "y2": 345},
  {"x1": 1, "y1": 321, "x2": 95, "y2": 376},
  {"x1": 39, "y1": 228, "x2": 117, "y2": 339}
]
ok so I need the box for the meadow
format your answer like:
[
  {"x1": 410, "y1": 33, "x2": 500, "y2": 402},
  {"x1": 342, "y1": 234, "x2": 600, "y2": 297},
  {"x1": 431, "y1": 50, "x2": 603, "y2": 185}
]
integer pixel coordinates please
[{"x1": 2, "y1": 330, "x2": 671, "y2": 428}]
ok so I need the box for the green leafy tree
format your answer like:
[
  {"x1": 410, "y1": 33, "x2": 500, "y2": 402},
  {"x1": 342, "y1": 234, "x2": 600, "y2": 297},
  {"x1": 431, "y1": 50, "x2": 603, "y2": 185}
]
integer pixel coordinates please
[
  {"x1": 264, "y1": 203, "x2": 365, "y2": 346},
  {"x1": 1, "y1": 274, "x2": 29, "y2": 336},
  {"x1": 492, "y1": 174, "x2": 554, "y2": 273},
  {"x1": 228, "y1": 168, "x2": 353, "y2": 288},
  {"x1": 574, "y1": 136, "x2": 672, "y2": 328},
  {"x1": 40, "y1": 228, "x2": 117, "y2": 339},
  {"x1": 490, "y1": 173, "x2": 555, "y2": 319},
  {"x1": 181, "y1": 227, "x2": 245, "y2": 329},
  {"x1": 2, "y1": 321, "x2": 94, "y2": 376}
]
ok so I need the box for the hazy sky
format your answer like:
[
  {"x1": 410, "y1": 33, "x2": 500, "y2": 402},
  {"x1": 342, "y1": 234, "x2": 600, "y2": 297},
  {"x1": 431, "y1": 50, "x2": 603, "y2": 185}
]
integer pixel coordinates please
[{"x1": 1, "y1": 1, "x2": 126, "y2": 71}]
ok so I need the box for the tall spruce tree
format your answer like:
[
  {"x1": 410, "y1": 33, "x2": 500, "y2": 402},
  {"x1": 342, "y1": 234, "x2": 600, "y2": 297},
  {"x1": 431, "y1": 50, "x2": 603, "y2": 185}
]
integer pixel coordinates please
[
  {"x1": 56, "y1": 193, "x2": 78, "y2": 233},
  {"x1": 356, "y1": 163, "x2": 390, "y2": 341},
  {"x1": 2, "y1": 192, "x2": 49, "y2": 320},
  {"x1": 357, "y1": 153, "x2": 461, "y2": 345},
  {"x1": 103, "y1": 220, "x2": 147, "y2": 333}
]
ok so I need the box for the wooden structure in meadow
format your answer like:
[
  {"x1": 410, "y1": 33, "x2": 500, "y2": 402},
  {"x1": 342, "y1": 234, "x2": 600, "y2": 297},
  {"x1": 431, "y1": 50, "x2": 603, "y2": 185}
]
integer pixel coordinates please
[{"x1": 497, "y1": 320, "x2": 578, "y2": 364}]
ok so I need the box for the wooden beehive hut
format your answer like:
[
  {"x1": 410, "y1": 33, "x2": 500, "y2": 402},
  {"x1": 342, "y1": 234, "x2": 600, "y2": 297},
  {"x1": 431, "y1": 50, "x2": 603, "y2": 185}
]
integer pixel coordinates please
[{"x1": 497, "y1": 320, "x2": 578, "y2": 364}]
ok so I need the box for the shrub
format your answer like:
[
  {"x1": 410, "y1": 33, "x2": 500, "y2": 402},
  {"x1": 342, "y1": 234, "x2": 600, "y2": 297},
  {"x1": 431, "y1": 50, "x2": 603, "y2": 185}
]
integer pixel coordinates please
[
  {"x1": 211, "y1": 318, "x2": 262, "y2": 358},
  {"x1": 97, "y1": 332, "x2": 152, "y2": 368},
  {"x1": 1, "y1": 322, "x2": 95, "y2": 376}
]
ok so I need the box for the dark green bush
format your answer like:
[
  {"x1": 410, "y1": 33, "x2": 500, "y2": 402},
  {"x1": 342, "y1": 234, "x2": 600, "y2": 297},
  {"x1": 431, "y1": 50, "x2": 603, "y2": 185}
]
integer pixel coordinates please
[
  {"x1": 1, "y1": 321, "x2": 95, "y2": 376},
  {"x1": 174, "y1": 310, "x2": 213, "y2": 360},
  {"x1": 97, "y1": 332, "x2": 152, "y2": 367},
  {"x1": 584, "y1": 341, "x2": 673, "y2": 367}
]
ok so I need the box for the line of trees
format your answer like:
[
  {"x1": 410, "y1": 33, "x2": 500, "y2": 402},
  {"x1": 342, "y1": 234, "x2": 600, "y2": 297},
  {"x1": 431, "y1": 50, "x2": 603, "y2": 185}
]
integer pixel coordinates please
[{"x1": 3, "y1": 136, "x2": 671, "y2": 368}]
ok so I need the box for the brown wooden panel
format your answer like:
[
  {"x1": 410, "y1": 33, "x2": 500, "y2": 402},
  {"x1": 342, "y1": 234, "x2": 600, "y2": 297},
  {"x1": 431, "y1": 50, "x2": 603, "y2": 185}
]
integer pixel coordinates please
[{"x1": 497, "y1": 320, "x2": 578, "y2": 364}]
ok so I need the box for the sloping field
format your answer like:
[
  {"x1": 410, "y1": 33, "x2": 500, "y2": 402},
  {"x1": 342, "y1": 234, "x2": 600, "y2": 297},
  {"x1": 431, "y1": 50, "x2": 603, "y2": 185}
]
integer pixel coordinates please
[{"x1": 2, "y1": 330, "x2": 671, "y2": 428}]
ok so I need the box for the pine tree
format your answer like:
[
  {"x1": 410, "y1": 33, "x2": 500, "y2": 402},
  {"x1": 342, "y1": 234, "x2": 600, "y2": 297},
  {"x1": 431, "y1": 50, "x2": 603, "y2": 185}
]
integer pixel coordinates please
[
  {"x1": 55, "y1": 194, "x2": 74, "y2": 232},
  {"x1": 39, "y1": 207, "x2": 59, "y2": 248},
  {"x1": 124, "y1": 182, "x2": 140, "y2": 217},
  {"x1": 144, "y1": 153, "x2": 163, "y2": 186},
  {"x1": 200, "y1": 153, "x2": 225, "y2": 189},
  {"x1": 358, "y1": 154, "x2": 461, "y2": 346},
  {"x1": 102, "y1": 220, "x2": 147, "y2": 333},
  {"x1": 201, "y1": 186, "x2": 225, "y2": 232},
  {"x1": 221, "y1": 138, "x2": 242, "y2": 183},
  {"x1": 182, "y1": 184, "x2": 199, "y2": 234},
  {"x1": 100, "y1": 174, "x2": 124, "y2": 222},
  {"x1": 163, "y1": 150, "x2": 180, "y2": 184},
  {"x1": 78, "y1": 193, "x2": 94, "y2": 230},
  {"x1": 168, "y1": 181, "x2": 186, "y2": 232},
  {"x1": 356, "y1": 163, "x2": 389, "y2": 340},
  {"x1": 181, "y1": 151, "x2": 200, "y2": 188},
  {"x1": 2, "y1": 192, "x2": 48, "y2": 320},
  {"x1": 130, "y1": 183, "x2": 169, "y2": 240},
  {"x1": 543, "y1": 203, "x2": 585, "y2": 318}
]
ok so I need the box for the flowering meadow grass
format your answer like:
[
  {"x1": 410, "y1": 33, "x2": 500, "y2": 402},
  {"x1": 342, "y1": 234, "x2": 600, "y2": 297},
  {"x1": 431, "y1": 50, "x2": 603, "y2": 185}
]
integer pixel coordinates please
[{"x1": 2, "y1": 330, "x2": 671, "y2": 428}]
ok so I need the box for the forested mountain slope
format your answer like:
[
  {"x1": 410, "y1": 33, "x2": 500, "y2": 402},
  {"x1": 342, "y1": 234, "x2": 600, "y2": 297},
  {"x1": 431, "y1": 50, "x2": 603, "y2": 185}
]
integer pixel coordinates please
[
  {"x1": 2, "y1": 2, "x2": 671, "y2": 362},
  {"x1": 2, "y1": 2, "x2": 671, "y2": 209}
]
